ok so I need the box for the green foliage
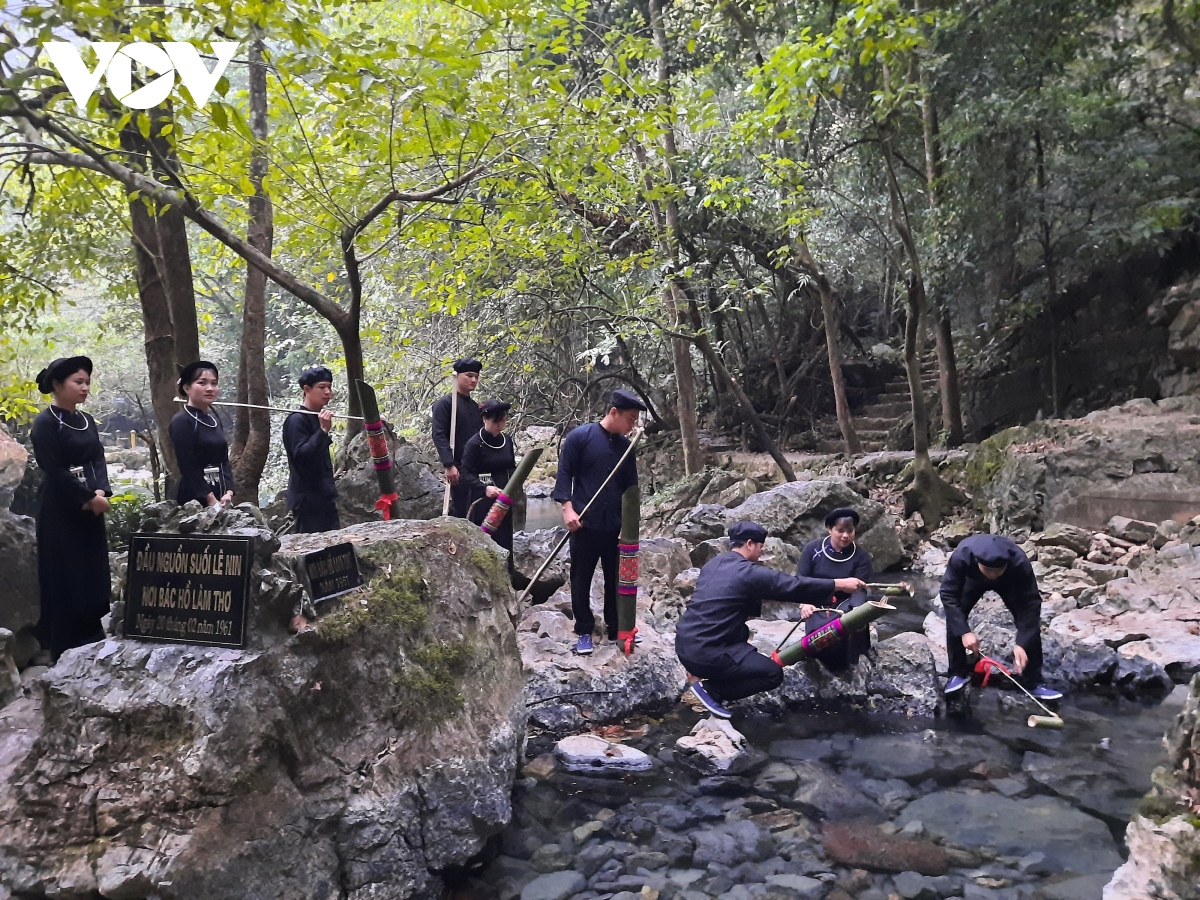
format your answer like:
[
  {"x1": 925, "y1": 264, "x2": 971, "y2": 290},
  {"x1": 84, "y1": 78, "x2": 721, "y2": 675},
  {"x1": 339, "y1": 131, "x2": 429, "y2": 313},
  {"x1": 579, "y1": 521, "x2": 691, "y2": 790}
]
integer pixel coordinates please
[{"x1": 105, "y1": 491, "x2": 149, "y2": 551}]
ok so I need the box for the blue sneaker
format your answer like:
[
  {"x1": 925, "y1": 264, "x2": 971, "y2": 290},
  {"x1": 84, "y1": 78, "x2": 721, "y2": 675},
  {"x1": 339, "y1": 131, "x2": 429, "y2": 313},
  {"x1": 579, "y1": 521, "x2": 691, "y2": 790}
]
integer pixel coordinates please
[
  {"x1": 574, "y1": 634, "x2": 594, "y2": 655},
  {"x1": 944, "y1": 674, "x2": 969, "y2": 695},
  {"x1": 1031, "y1": 684, "x2": 1063, "y2": 701},
  {"x1": 689, "y1": 682, "x2": 732, "y2": 719}
]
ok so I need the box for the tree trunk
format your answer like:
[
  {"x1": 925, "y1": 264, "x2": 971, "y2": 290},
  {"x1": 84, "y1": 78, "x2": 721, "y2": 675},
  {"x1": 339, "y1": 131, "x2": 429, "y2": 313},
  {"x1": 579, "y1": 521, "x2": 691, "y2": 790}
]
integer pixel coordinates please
[
  {"x1": 816, "y1": 281, "x2": 861, "y2": 455},
  {"x1": 648, "y1": 0, "x2": 704, "y2": 476},
  {"x1": 1034, "y1": 128, "x2": 1060, "y2": 418},
  {"x1": 231, "y1": 35, "x2": 273, "y2": 504},
  {"x1": 127, "y1": 194, "x2": 181, "y2": 487},
  {"x1": 919, "y1": 76, "x2": 964, "y2": 446},
  {"x1": 882, "y1": 136, "x2": 962, "y2": 528}
]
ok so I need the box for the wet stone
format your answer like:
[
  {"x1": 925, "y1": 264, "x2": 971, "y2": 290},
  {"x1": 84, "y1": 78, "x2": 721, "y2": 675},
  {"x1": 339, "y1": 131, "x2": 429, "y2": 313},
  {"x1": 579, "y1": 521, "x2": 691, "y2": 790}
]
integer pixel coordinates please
[
  {"x1": 530, "y1": 844, "x2": 574, "y2": 873},
  {"x1": 575, "y1": 843, "x2": 616, "y2": 877},
  {"x1": 790, "y1": 760, "x2": 886, "y2": 823},
  {"x1": 820, "y1": 822, "x2": 949, "y2": 876},
  {"x1": 896, "y1": 791, "x2": 1122, "y2": 875},
  {"x1": 521, "y1": 870, "x2": 587, "y2": 900},
  {"x1": 764, "y1": 873, "x2": 825, "y2": 899}
]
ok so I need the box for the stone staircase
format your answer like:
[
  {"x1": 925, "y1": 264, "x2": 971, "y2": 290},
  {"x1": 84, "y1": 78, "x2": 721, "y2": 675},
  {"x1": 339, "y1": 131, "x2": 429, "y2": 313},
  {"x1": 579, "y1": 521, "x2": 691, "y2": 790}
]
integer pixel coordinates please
[{"x1": 813, "y1": 353, "x2": 940, "y2": 454}]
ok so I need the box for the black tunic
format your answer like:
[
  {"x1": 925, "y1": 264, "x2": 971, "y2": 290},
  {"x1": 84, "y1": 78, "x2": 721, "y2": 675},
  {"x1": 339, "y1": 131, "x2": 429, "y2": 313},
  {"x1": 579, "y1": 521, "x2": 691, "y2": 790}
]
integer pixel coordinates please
[
  {"x1": 431, "y1": 393, "x2": 484, "y2": 468},
  {"x1": 283, "y1": 408, "x2": 337, "y2": 522},
  {"x1": 940, "y1": 533, "x2": 1045, "y2": 684},
  {"x1": 169, "y1": 408, "x2": 235, "y2": 506},
  {"x1": 797, "y1": 538, "x2": 873, "y2": 606},
  {"x1": 460, "y1": 428, "x2": 517, "y2": 557},
  {"x1": 797, "y1": 537, "x2": 875, "y2": 670},
  {"x1": 677, "y1": 552, "x2": 835, "y2": 657},
  {"x1": 431, "y1": 392, "x2": 484, "y2": 517},
  {"x1": 550, "y1": 423, "x2": 638, "y2": 534},
  {"x1": 31, "y1": 406, "x2": 112, "y2": 658}
]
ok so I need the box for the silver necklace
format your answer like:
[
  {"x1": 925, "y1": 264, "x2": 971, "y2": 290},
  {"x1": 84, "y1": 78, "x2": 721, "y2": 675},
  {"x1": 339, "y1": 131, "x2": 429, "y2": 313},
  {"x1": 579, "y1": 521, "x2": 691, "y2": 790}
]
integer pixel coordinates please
[
  {"x1": 479, "y1": 428, "x2": 507, "y2": 450},
  {"x1": 185, "y1": 405, "x2": 218, "y2": 428},
  {"x1": 51, "y1": 406, "x2": 89, "y2": 432},
  {"x1": 820, "y1": 535, "x2": 857, "y2": 562}
]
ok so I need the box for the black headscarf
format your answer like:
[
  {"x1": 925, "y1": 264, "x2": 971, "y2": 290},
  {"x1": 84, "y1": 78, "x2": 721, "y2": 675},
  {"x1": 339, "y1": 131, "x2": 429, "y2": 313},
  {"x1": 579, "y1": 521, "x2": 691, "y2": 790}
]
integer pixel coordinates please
[{"x1": 36, "y1": 356, "x2": 93, "y2": 395}]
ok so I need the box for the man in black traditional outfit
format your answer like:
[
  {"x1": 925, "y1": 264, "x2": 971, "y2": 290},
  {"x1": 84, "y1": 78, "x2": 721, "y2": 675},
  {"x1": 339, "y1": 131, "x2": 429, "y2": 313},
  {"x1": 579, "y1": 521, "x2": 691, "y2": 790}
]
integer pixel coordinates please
[
  {"x1": 941, "y1": 532, "x2": 1063, "y2": 701},
  {"x1": 675, "y1": 521, "x2": 866, "y2": 719},
  {"x1": 283, "y1": 366, "x2": 340, "y2": 535},
  {"x1": 552, "y1": 389, "x2": 644, "y2": 655},
  {"x1": 431, "y1": 358, "x2": 484, "y2": 517}
]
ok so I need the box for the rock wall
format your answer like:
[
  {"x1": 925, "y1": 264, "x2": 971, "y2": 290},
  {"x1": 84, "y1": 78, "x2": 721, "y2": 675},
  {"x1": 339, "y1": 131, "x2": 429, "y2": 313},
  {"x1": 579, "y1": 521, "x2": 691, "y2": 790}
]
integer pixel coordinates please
[
  {"x1": 969, "y1": 396, "x2": 1200, "y2": 536},
  {"x1": 962, "y1": 234, "x2": 1200, "y2": 439},
  {"x1": 0, "y1": 516, "x2": 525, "y2": 900},
  {"x1": 1105, "y1": 673, "x2": 1200, "y2": 900}
]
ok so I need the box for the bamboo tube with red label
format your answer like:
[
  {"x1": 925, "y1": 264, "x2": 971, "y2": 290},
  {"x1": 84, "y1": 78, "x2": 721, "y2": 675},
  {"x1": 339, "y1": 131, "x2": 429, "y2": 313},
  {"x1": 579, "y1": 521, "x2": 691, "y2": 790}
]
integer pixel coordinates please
[{"x1": 616, "y1": 484, "x2": 640, "y2": 655}]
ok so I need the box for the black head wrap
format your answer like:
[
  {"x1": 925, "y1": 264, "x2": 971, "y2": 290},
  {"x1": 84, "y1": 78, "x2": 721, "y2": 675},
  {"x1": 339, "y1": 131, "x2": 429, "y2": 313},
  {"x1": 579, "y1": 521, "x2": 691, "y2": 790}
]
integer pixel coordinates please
[
  {"x1": 480, "y1": 399, "x2": 512, "y2": 419},
  {"x1": 35, "y1": 356, "x2": 92, "y2": 395},
  {"x1": 299, "y1": 366, "x2": 334, "y2": 388},
  {"x1": 453, "y1": 357, "x2": 483, "y2": 374},
  {"x1": 824, "y1": 507, "x2": 860, "y2": 529},
  {"x1": 177, "y1": 360, "x2": 219, "y2": 397}
]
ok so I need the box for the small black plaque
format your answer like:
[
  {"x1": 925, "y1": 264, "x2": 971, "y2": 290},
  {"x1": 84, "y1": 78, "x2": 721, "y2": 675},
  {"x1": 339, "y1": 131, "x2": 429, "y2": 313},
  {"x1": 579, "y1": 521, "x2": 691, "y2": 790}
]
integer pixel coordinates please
[
  {"x1": 124, "y1": 533, "x2": 253, "y2": 648},
  {"x1": 304, "y1": 542, "x2": 363, "y2": 602}
]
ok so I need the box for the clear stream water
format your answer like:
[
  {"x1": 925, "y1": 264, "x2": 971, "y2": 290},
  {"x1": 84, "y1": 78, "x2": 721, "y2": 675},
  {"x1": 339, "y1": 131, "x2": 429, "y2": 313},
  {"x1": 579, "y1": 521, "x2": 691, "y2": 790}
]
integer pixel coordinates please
[{"x1": 501, "y1": 505, "x2": 1185, "y2": 899}]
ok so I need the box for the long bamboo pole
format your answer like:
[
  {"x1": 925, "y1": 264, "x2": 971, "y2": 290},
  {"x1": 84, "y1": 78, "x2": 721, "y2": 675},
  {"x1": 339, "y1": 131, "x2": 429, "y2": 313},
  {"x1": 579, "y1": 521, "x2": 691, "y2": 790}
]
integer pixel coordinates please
[
  {"x1": 443, "y1": 377, "x2": 459, "y2": 516},
  {"x1": 173, "y1": 397, "x2": 362, "y2": 420},
  {"x1": 515, "y1": 426, "x2": 644, "y2": 606}
]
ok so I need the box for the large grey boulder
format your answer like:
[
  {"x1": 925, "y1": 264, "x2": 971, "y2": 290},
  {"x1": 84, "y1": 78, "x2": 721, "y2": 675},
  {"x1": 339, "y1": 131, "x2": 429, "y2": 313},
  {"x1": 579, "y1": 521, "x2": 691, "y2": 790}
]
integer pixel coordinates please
[
  {"x1": 739, "y1": 624, "x2": 941, "y2": 717},
  {"x1": 641, "y1": 469, "x2": 759, "y2": 538},
  {"x1": 725, "y1": 478, "x2": 904, "y2": 570},
  {"x1": 0, "y1": 509, "x2": 37, "y2": 640},
  {"x1": 521, "y1": 623, "x2": 686, "y2": 732},
  {"x1": 970, "y1": 397, "x2": 1200, "y2": 536},
  {"x1": 0, "y1": 425, "x2": 27, "y2": 511},
  {"x1": 0, "y1": 518, "x2": 525, "y2": 900},
  {"x1": 335, "y1": 430, "x2": 443, "y2": 526}
]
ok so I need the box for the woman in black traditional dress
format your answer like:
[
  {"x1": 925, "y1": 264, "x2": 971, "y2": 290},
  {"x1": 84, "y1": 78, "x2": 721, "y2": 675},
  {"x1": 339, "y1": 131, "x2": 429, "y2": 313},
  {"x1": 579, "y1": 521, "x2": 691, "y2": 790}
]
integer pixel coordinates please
[
  {"x1": 169, "y1": 360, "x2": 235, "y2": 507},
  {"x1": 796, "y1": 507, "x2": 875, "y2": 671},
  {"x1": 461, "y1": 399, "x2": 518, "y2": 578},
  {"x1": 31, "y1": 356, "x2": 112, "y2": 660}
]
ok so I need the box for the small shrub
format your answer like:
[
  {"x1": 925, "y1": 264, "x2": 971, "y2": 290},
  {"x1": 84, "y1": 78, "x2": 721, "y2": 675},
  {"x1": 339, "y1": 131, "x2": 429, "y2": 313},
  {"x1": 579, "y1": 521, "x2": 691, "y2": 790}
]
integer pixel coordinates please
[{"x1": 106, "y1": 491, "x2": 149, "y2": 551}]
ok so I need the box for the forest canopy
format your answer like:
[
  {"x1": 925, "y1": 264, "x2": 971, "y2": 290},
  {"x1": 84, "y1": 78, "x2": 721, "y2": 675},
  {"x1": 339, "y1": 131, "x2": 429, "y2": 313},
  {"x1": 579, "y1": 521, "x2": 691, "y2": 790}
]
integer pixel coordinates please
[{"x1": 0, "y1": 0, "x2": 1197, "y2": 510}]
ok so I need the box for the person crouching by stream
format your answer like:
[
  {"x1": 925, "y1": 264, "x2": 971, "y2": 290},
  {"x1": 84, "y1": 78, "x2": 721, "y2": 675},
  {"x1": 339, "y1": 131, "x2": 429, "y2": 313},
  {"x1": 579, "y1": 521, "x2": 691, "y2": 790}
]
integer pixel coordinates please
[
  {"x1": 797, "y1": 508, "x2": 874, "y2": 672},
  {"x1": 941, "y1": 533, "x2": 1063, "y2": 702},
  {"x1": 284, "y1": 366, "x2": 340, "y2": 535},
  {"x1": 676, "y1": 521, "x2": 866, "y2": 719},
  {"x1": 169, "y1": 361, "x2": 234, "y2": 508},
  {"x1": 31, "y1": 357, "x2": 113, "y2": 662}
]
